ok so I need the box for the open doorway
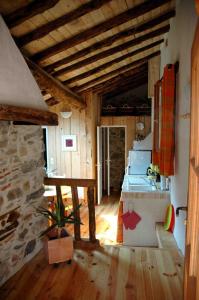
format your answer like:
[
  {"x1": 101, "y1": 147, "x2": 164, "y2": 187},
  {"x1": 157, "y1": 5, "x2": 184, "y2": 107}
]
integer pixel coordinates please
[{"x1": 97, "y1": 126, "x2": 126, "y2": 204}]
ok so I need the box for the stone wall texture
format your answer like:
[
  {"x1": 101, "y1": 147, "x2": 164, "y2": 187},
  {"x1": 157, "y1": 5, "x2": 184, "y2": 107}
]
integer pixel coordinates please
[
  {"x1": 109, "y1": 128, "x2": 125, "y2": 191},
  {"x1": 0, "y1": 122, "x2": 46, "y2": 286}
]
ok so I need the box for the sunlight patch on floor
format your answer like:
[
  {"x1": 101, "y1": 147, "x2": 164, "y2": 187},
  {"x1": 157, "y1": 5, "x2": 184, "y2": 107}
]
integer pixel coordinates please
[{"x1": 96, "y1": 214, "x2": 118, "y2": 245}]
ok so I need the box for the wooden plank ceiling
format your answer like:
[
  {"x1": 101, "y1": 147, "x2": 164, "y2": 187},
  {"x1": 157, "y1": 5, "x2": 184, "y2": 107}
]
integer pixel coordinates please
[{"x1": 0, "y1": 0, "x2": 175, "y2": 110}]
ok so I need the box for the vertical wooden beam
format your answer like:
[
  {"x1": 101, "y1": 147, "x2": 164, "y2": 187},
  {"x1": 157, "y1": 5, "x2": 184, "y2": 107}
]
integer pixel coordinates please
[
  {"x1": 71, "y1": 186, "x2": 81, "y2": 241},
  {"x1": 87, "y1": 186, "x2": 96, "y2": 242}
]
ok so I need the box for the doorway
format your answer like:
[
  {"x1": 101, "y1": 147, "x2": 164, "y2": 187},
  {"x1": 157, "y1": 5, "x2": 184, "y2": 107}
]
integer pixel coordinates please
[{"x1": 97, "y1": 126, "x2": 126, "y2": 204}]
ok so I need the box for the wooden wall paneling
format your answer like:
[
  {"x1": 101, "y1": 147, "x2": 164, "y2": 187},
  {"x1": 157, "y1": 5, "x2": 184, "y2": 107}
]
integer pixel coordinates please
[
  {"x1": 71, "y1": 109, "x2": 81, "y2": 178},
  {"x1": 79, "y1": 108, "x2": 87, "y2": 178},
  {"x1": 62, "y1": 115, "x2": 72, "y2": 178},
  {"x1": 100, "y1": 116, "x2": 151, "y2": 163},
  {"x1": 148, "y1": 55, "x2": 160, "y2": 98}
]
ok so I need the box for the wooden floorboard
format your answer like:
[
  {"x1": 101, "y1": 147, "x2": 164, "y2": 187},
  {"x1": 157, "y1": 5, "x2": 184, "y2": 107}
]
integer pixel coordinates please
[
  {"x1": 0, "y1": 246, "x2": 183, "y2": 300},
  {"x1": 0, "y1": 193, "x2": 183, "y2": 299},
  {"x1": 66, "y1": 192, "x2": 120, "y2": 245}
]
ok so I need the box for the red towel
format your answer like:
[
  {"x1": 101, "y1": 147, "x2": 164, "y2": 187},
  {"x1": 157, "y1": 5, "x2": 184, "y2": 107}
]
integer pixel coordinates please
[{"x1": 122, "y1": 211, "x2": 141, "y2": 230}]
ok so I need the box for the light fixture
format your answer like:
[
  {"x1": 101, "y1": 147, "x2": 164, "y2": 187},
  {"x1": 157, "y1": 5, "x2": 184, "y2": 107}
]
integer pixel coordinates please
[{"x1": 60, "y1": 111, "x2": 72, "y2": 119}]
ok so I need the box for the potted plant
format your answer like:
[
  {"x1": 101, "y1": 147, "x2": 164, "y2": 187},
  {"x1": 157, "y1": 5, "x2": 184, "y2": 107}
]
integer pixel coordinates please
[{"x1": 37, "y1": 193, "x2": 82, "y2": 265}]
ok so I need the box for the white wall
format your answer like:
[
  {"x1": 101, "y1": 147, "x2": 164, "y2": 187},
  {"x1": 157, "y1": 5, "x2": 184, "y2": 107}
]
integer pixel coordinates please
[{"x1": 160, "y1": 0, "x2": 197, "y2": 254}]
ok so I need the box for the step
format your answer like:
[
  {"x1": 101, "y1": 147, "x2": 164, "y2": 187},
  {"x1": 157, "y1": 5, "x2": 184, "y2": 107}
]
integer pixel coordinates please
[{"x1": 156, "y1": 222, "x2": 179, "y2": 250}]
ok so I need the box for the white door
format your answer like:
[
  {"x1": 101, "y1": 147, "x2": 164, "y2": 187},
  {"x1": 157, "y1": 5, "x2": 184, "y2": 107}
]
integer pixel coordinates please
[{"x1": 97, "y1": 126, "x2": 103, "y2": 204}]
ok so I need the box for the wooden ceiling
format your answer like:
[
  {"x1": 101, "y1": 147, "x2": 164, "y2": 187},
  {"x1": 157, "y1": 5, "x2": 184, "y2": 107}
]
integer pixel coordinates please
[{"x1": 0, "y1": 0, "x2": 175, "y2": 109}]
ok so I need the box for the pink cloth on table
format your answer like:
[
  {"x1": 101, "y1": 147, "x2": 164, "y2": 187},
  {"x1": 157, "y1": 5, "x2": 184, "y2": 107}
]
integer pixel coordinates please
[{"x1": 121, "y1": 211, "x2": 141, "y2": 230}]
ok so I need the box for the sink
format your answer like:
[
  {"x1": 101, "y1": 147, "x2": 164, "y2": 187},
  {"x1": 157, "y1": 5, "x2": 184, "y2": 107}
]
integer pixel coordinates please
[{"x1": 128, "y1": 184, "x2": 157, "y2": 192}]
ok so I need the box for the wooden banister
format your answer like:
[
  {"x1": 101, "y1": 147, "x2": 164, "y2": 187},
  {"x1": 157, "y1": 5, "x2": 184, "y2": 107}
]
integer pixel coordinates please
[
  {"x1": 44, "y1": 177, "x2": 98, "y2": 246},
  {"x1": 87, "y1": 186, "x2": 96, "y2": 242},
  {"x1": 71, "y1": 186, "x2": 81, "y2": 241}
]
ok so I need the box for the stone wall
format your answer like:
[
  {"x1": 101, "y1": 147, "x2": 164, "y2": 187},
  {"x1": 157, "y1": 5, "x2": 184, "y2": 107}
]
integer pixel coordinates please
[
  {"x1": 0, "y1": 122, "x2": 46, "y2": 286},
  {"x1": 109, "y1": 128, "x2": 125, "y2": 191}
]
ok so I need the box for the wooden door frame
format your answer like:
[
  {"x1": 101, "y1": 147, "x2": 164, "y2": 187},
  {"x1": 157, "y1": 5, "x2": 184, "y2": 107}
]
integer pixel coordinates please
[{"x1": 184, "y1": 19, "x2": 199, "y2": 300}]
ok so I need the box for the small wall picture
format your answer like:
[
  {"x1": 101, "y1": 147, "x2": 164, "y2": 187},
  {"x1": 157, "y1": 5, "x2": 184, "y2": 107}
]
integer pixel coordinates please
[{"x1": 62, "y1": 135, "x2": 77, "y2": 151}]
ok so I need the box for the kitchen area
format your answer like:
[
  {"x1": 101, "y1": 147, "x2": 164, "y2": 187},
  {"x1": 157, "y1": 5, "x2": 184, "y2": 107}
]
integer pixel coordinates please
[{"x1": 118, "y1": 132, "x2": 171, "y2": 247}]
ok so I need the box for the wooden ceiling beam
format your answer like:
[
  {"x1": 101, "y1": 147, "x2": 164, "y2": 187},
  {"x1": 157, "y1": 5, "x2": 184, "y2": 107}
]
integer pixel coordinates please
[
  {"x1": 98, "y1": 74, "x2": 148, "y2": 95},
  {"x1": 76, "y1": 64, "x2": 148, "y2": 94},
  {"x1": 25, "y1": 58, "x2": 86, "y2": 110},
  {"x1": 32, "y1": 0, "x2": 171, "y2": 62},
  {"x1": 73, "y1": 51, "x2": 160, "y2": 92},
  {"x1": 17, "y1": 0, "x2": 112, "y2": 46},
  {"x1": 103, "y1": 80, "x2": 148, "y2": 99},
  {"x1": 46, "y1": 9, "x2": 175, "y2": 73},
  {"x1": 52, "y1": 25, "x2": 168, "y2": 76},
  {"x1": 0, "y1": 104, "x2": 58, "y2": 125},
  {"x1": 4, "y1": 0, "x2": 59, "y2": 28},
  {"x1": 63, "y1": 40, "x2": 163, "y2": 84},
  {"x1": 45, "y1": 97, "x2": 60, "y2": 106}
]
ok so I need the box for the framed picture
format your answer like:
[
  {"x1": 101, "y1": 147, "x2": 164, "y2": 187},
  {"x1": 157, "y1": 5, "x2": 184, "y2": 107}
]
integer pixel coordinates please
[{"x1": 62, "y1": 135, "x2": 77, "y2": 151}]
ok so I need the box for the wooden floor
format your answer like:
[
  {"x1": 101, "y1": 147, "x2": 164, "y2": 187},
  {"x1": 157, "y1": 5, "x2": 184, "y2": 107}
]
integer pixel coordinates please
[
  {"x1": 0, "y1": 194, "x2": 184, "y2": 300},
  {"x1": 66, "y1": 192, "x2": 120, "y2": 245}
]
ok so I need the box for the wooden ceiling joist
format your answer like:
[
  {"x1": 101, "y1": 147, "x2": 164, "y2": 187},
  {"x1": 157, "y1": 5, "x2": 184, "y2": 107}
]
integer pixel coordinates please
[
  {"x1": 46, "y1": 9, "x2": 175, "y2": 73},
  {"x1": 4, "y1": 0, "x2": 59, "y2": 28},
  {"x1": 52, "y1": 25, "x2": 169, "y2": 76},
  {"x1": 63, "y1": 40, "x2": 163, "y2": 85},
  {"x1": 73, "y1": 51, "x2": 160, "y2": 92},
  {"x1": 101, "y1": 75, "x2": 148, "y2": 99},
  {"x1": 17, "y1": 0, "x2": 112, "y2": 47},
  {"x1": 103, "y1": 79, "x2": 148, "y2": 99},
  {"x1": 96, "y1": 72, "x2": 148, "y2": 95},
  {"x1": 75, "y1": 64, "x2": 148, "y2": 94},
  {"x1": 26, "y1": 58, "x2": 86, "y2": 110},
  {"x1": 32, "y1": 0, "x2": 171, "y2": 62}
]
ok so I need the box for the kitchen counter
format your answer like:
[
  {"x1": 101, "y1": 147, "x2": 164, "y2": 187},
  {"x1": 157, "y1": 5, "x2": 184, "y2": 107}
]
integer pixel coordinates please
[{"x1": 120, "y1": 175, "x2": 170, "y2": 247}]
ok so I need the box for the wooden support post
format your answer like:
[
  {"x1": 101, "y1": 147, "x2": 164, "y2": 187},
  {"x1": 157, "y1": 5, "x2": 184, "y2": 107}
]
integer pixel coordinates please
[
  {"x1": 87, "y1": 186, "x2": 96, "y2": 242},
  {"x1": 71, "y1": 186, "x2": 81, "y2": 241}
]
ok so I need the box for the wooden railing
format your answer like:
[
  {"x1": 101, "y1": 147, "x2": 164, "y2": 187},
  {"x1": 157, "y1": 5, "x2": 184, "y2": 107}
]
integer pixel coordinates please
[{"x1": 44, "y1": 177, "x2": 98, "y2": 246}]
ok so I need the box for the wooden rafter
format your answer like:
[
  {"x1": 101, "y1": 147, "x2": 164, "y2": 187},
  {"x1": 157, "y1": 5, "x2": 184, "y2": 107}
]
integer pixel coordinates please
[
  {"x1": 17, "y1": 0, "x2": 112, "y2": 46},
  {"x1": 73, "y1": 51, "x2": 160, "y2": 92},
  {"x1": 76, "y1": 64, "x2": 148, "y2": 94},
  {"x1": 97, "y1": 73, "x2": 148, "y2": 95},
  {"x1": 32, "y1": 0, "x2": 171, "y2": 62},
  {"x1": 46, "y1": 9, "x2": 175, "y2": 73},
  {"x1": 102, "y1": 79, "x2": 148, "y2": 98},
  {"x1": 45, "y1": 97, "x2": 59, "y2": 106},
  {"x1": 63, "y1": 40, "x2": 163, "y2": 85},
  {"x1": 26, "y1": 58, "x2": 86, "y2": 110},
  {"x1": 4, "y1": 0, "x2": 59, "y2": 28},
  {"x1": 52, "y1": 25, "x2": 169, "y2": 76}
]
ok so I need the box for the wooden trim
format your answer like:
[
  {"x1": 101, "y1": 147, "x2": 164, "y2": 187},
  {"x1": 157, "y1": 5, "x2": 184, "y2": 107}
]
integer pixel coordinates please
[
  {"x1": 44, "y1": 177, "x2": 96, "y2": 187},
  {"x1": 32, "y1": 0, "x2": 171, "y2": 62},
  {"x1": 4, "y1": 0, "x2": 59, "y2": 28},
  {"x1": 58, "y1": 40, "x2": 163, "y2": 80},
  {"x1": 17, "y1": 0, "x2": 111, "y2": 46},
  {"x1": 74, "y1": 52, "x2": 157, "y2": 92},
  {"x1": 46, "y1": 10, "x2": 175, "y2": 73},
  {"x1": 190, "y1": 157, "x2": 199, "y2": 178},
  {"x1": 26, "y1": 57, "x2": 86, "y2": 110},
  {"x1": 0, "y1": 104, "x2": 58, "y2": 125},
  {"x1": 52, "y1": 26, "x2": 168, "y2": 75}
]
